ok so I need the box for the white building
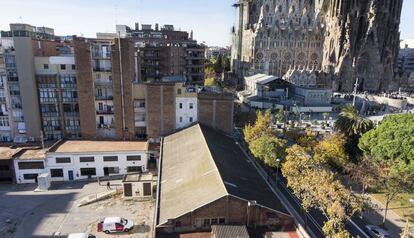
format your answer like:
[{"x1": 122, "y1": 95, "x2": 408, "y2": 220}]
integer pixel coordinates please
[
  {"x1": 13, "y1": 148, "x2": 48, "y2": 184},
  {"x1": 13, "y1": 140, "x2": 149, "y2": 183},
  {"x1": 175, "y1": 84, "x2": 198, "y2": 129}
]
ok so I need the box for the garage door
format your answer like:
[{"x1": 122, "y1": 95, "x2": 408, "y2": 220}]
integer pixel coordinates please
[{"x1": 124, "y1": 183, "x2": 132, "y2": 197}]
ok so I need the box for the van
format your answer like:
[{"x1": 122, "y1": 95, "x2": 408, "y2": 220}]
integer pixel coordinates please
[{"x1": 97, "y1": 217, "x2": 134, "y2": 234}]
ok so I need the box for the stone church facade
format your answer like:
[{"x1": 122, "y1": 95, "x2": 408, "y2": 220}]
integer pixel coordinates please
[{"x1": 231, "y1": 0, "x2": 404, "y2": 92}]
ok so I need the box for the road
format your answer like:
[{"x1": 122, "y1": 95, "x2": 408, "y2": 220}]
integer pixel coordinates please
[{"x1": 234, "y1": 128, "x2": 371, "y2": 238}]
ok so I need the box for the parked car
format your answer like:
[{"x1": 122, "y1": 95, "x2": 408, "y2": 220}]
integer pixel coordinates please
[
  {"x1": 97, "y1": 217, "x2": 134, "y2": 234},
  {"x1": 365, "y1": 225, "x2": 390, "y2": 238},
  {"x1": 67, "y1": 233, "x2": 95, "y2": 238}
]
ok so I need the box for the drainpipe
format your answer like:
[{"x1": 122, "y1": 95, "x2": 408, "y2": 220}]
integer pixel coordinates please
[{"x1": 118, "y1": 32, "x2": 126, "y2": 139}]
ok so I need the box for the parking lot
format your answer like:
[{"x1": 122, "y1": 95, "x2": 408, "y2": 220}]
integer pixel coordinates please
[{"x1": 0, "y1": 181, "x2": 155, "y2": 238}]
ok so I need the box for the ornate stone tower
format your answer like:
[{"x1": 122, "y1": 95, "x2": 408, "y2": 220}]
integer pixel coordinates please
[
  {"x1": 231, "y1": 0, "x2": 325, "y2": 79},
  {"x1": 231, "y1": 0, "x2": 404, "y2": 92},
  {"x1": 321, "y1": 0, "x2": 403, "y2": 92}
]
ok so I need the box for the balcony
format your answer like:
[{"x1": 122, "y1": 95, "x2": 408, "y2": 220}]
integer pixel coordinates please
[
  {"x1": 92, "y1": 51, "x2": 111, "y2": 59},
  {"x1": 95, "y1": 95, "x2": 114, "y2": 100},
  {"x1": 96, "y1": 109, "x2": 114, "y2": 115},
  {"x1": 95, "y1": 79, "x2": 113, "y2": 86},
  {"x1": 98, "y1": 124, "x2": 115, "y2": 129},
  {"x1": 93, "y1": 67, "x2": 112, "y2": 72}
]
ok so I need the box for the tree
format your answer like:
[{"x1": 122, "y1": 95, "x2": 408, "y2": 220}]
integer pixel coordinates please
[
  {"x1": 334, "y1": 104, "x2": 374, "y2": 159},
  {"x1": 282, "y1": 145, "x2": 363, "y2": 237},
  {"x1": 358, "y1": 114, "x2": 414, "y2": 225},
  {"x1": 334, "y1": 105, "x2": 374, "y2": 138},
  {"x1": 359, "y1": 114, "x2": 414, "y2": 162},
  {"x1": 243, "y1": 110, "x2": 273, "y2": 143},
  {"x1": 223, "y1": 56, "x2": 231, "y2": 72},
  {"x1": 205, "y1": 66, "x2": 215, "y2": 79},
  {"x1": 314, "y1": 133, "x2": 349, "y2": 170},
  {"x1": 249, "y1": 135, "x2": 286, "y2": 168},
  {"x1": 204, "y1": 77, "x2": 217, "y2": 87},
  {"x1": 214, "y1": 55, "x2": 223, "y2": 74}
]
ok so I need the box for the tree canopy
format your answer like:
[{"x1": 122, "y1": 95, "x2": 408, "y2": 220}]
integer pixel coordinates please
[
  {"x1": 334, "y1": 105, "x2": 374, "y2": 138},
  {"x1": 359, "y1": 113, "x2": 414, "y2": 162},
  {"x1": 282, "y1": 145, "x2": 362, "y2": 237}
]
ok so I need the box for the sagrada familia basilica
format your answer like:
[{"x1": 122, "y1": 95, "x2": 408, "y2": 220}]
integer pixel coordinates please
[{"x1": 231, "y1": 0, "x2": 404, "y2": 92}]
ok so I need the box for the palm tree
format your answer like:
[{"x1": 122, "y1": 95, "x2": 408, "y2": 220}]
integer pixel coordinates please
[{"x1": 334, "y1": 105, "x2": 374, "y2": 138}]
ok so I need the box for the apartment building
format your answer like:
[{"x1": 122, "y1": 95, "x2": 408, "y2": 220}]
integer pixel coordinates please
[
  {"x1": 0, "y1": 23, "x2": 76, "y2": 142},
  {"x1": 34, "y1": 56, "x2": 80, "y2": 140},
  {"x1": 74, "y1": 37, "x2": 136, "y2": 140},
  {"x1": 0, "y1": 42, "x2": 12, "y2": 142},
  {"x1": 116, "y1": 23, "x2": 205, "y2": 84}
]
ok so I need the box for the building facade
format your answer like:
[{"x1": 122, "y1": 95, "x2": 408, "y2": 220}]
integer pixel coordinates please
[
  {"x1": 35, "y1": 56, "x2": 80, "y2": 140},
  {"x1": 13, "y1": 140, "x2": 148, "y2": 184},
  {"x1": 232, "y1": 0, "x2": 404, "y2": 92},
  {"x1": 116, "y1": 24, "x2": 205, "y2": 84},
  {"x1": 231, "y1": 0, "x2": 324, "y2": 78}
]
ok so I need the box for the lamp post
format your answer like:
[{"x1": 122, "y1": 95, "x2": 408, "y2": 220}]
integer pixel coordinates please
[{"x1": 275, "y1": 158, "x2": 281, "y2": 187}]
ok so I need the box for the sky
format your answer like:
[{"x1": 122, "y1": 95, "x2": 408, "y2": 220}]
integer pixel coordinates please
[{"x1": 0, "y1": 0, "x2": 413, "y2": 47}]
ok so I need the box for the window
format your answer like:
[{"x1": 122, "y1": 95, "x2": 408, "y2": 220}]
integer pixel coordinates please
[
  {"x1": 127, "y1": 166, "x2": 142, "y2": 172},
  {"x1": 179, "y1": 103, "x2": 182, "y2": 109},
  {"x1": 126, "y1": 155, "x2": 141, "y2": 161},
  {"x1": 189, "y1": 117, "x2": 193, "y2": 122},
  {"x1": 201, "y1": 218, "x2": 225, "y2": 226},
  {"x1": 79, "y1": 157, "x2": 94, "y2": 162},
  {"x1": 50, "y1": 169, "x2": 64, "y2": 177},
  {"x1": 179, "y1": 117, "x2": 183, "y2": 123},
  {"x1": 43, "y1": 64, "x2": 49, "y2": 69},
  {"x1": 0, "y1": 165, "x2": 10, "y2": 171},
  {"x1": 103, "y1": 156, "x2": 118, "y2": 162},
  {"x1": 23, "y1": 174, "x2": 38, "y2": 180},
  {"x1": 189, "y1": 103, "x2": 193, "y2": 109},
  {"x1": 60, "y1": 64, "x2": 66, "y2": 70},
  {"x1": 56, "y1": 157, "x2": 71, "y2": 163},
  {"x1": 18, "y1": 162, "x2": 44, "y2": 170},
  {"x1": 105, "y1": 167, "x2": 119, "y2": 174},
  {"x1": 177, "y1": 89, "x2": 182, "y2": 95},
  {"x1": 71, "y1": 64, "x2": 76, "y2": 70},
  {"x1": 80, "y1": 168, "x2": 96, "y2": 176}
]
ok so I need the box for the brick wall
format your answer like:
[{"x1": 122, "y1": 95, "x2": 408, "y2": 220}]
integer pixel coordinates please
[
  {"x1": 156, "y1": 196, "x2": 293, "y2": 234},
  {"x1": 112, "y1": 38, "x2": 135, "y2": 140},
  {"x1": 74, "y1": 37, "x2": 97, "y2": 138},
  {"x1": 198, "y1": 93, "x2": 234, "y2": 134},
  {"x1": 146, "y1": 83, "x2": 176, "y2": 138}
]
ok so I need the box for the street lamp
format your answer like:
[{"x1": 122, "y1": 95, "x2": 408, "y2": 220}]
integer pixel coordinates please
[{"x1": 275, "y1": 158, "x2": 281, "y2": 186}]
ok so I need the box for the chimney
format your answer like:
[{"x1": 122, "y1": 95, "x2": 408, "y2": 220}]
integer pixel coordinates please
[
  {"x1": 190, "y1": 30, "x2": 193, "y2": 40},
  {"x1": 155, "y1": 23, "x2": 159, "y2": 31},
  {"x1": 135, "y1": 22, "x2": 139, "y2": 30}
]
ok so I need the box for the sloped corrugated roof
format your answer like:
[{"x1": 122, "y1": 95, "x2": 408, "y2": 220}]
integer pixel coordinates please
[
  {"x1": 212, "y1": 225, "x2": 250, "y2": 238},
  {"x1": 157, "y1": 124, "x2": 290, "y2": 226}
]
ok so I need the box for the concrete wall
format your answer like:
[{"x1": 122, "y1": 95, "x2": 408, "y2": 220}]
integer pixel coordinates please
[
  {"x1": 13, "y1": 37, "x2": 42, "y2": 139},
  {"x1": 176, "y1": 97, "x2": 198, "y2": 129},
  {"x1": 45, "y1": 151, "x2": 148, "y2": 182}
]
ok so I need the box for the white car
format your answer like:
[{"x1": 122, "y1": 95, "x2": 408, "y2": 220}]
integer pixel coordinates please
[
  {"x1": 97, "y1": 217, "x2": 134, "y2": 234},
  {"x1": 67, "y1": 233, "x2": 96, "y2": 238},
  {"x1": 365, "y1": 225, "x2": 390, "y2": 238}
]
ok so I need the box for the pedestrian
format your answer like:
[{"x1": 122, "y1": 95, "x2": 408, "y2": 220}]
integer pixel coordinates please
[{"x1": 107, "y1": 181, "x2": 111, "y2": 190}]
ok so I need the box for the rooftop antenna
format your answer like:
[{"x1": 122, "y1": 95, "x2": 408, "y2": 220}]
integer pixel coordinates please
[{"x1": 18, "y1": 16, "x2": 23, "y2": 23}]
